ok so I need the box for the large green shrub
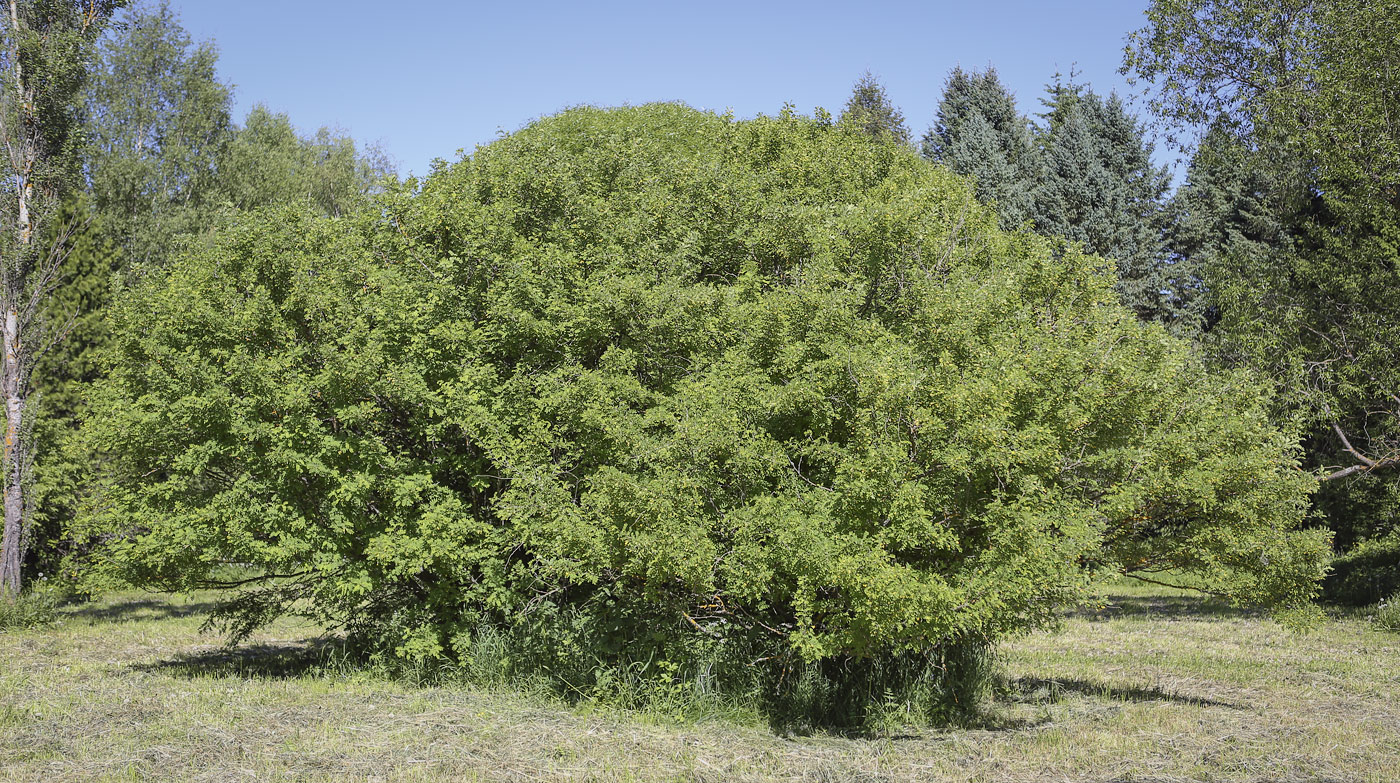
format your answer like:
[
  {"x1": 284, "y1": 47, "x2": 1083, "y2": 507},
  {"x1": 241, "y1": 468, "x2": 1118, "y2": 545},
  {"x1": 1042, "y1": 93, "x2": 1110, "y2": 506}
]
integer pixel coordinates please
[{"x1": 86, "y1": 104, "x2": 1327, "y2": 722}]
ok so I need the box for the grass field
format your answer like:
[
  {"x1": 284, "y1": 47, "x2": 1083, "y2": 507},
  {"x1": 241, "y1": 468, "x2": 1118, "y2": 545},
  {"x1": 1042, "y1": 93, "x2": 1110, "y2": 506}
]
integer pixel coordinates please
[{"x1": 2, "y1": 581, "x2": 1397, "y2": 782}]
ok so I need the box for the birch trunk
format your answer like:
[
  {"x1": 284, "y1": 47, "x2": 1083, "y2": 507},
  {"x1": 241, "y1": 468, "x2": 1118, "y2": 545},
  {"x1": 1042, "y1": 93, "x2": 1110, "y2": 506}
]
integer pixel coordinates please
[{"x1": 0, "y1": 308, "x2": 20, "y2": 595}]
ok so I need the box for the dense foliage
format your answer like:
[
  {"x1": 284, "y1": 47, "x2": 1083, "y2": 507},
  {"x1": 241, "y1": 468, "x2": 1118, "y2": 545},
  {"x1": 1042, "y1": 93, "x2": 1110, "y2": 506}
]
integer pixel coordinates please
[
  {"x1": 1128, "y1": 0, "x2": 1400, "y2": 551},
  {"x1": 20, "y1": 0, "x2": 392, "y2": 581},
  {"x1": 86, "y1": 105, "x2": 1327, "y2": 719}
]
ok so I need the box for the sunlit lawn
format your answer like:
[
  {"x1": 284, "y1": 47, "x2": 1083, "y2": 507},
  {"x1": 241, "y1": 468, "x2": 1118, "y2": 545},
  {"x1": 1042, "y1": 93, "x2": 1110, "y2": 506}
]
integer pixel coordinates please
[{"x1": 2, "y1": 580, "x2": 1397, "y2": 782}]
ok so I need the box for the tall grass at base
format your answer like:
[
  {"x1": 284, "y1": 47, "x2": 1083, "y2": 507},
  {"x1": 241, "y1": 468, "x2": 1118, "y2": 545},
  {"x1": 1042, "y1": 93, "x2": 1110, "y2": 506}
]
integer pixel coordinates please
[
  {"x1": 440, "y1": 607, "x2": 998, "y2": 734},
  {"x1": 1372, "y1": 600, "x2": 1400, "y2": 633},
  {"x1": 0, "y1": 585, "x2": 60, "y2": 631}
]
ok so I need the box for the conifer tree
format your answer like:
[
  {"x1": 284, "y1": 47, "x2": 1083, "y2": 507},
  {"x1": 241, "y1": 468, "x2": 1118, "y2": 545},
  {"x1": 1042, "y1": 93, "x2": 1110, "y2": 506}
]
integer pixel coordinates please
[
  {"x1": 1161, "y1": 124, "x2": 1285, "y2": 332},
  {"x1": 839, "y1": 71, "x2": 910, "y2": 145},
  {"x1": 1031, "y1": 81, "x2": 1172, "y2": 324},
  {"x1": 922, "y1": 67, "x2": 1038, "y2": 226}
]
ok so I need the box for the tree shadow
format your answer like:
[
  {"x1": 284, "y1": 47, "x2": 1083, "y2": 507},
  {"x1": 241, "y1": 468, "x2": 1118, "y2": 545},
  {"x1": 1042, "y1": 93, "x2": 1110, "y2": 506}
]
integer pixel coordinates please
[
  {"x1": 67, "y1": 598, "x2": 220, "y2": 623},
  {"x1": 1065, "y1": 593, "x2": 1260, "y2": 621},
  {"x1": 132, "y1": 638, "x2": 339, "y2": 680},
  {"x1": 1005, "y1": 676, "x2": 1241, "y2": 709}
]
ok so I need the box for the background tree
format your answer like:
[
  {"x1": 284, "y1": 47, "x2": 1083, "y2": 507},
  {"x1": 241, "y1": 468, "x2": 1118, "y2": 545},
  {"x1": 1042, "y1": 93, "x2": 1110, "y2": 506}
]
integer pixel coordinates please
[
  {"x1": 921, "y1": 66, "x2": 1038, "y2": 227},
  {"x1": 1127, "y1": 0, "x2": 1400, "y2": 548},
  {"x1": 84, "y1": 0, "x2": 230, "y2": 271},
  {"x1": 1030, "y1": 79, "x2": 1174, "y2": 326},
  {"x1": 839, "y1": 71, "x2": 910, "y2": 145},
  {"x1": 1160, "y1": 123, "x2": 1283, "y2": 335},
  {"x1": 216, "y1": 104, "x2": 393, "y2": 217},
  {"x1": 0, "y1": 0, "x2": 124, "y2": 596}
]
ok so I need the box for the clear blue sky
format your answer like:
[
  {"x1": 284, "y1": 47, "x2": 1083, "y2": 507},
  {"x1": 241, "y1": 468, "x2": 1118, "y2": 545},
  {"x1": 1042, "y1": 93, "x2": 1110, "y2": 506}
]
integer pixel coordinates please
[{"x1": 169, "y1": 0, "x2": 1165, "y2": 179}]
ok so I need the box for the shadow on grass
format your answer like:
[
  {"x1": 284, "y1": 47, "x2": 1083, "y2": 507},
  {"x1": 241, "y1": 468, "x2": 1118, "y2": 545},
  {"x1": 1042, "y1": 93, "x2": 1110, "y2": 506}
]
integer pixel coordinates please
[
  {"x1": 1006, "y1": 676, "x2": 1241, "y2": 709},
  {"x1": 132, "y1": 638, "x2": 339, "y2": 680},
  {"x1": 67, "y1": 598, "x2": 220, "y2": 624},
  {"x1": 1066, "y1": 593, "x2": 1261, "y2": 621}
]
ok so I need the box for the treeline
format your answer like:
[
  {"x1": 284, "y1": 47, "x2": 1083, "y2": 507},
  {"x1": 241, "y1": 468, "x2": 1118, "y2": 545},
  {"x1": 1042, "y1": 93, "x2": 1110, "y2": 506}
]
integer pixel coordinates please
[{"x1": 0, "y1": 0, "x2": 1394, "y2": 727}]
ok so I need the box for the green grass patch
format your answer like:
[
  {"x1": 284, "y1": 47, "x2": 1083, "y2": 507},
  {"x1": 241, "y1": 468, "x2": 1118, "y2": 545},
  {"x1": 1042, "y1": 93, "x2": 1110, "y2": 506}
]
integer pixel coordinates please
[{"x1": 1, "y1": 587, "x2": 1397, "y2": 781}]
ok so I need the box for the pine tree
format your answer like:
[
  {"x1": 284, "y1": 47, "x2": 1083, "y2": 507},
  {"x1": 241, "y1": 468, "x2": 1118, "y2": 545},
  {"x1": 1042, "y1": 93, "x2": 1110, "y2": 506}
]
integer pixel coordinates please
[
  {"x1": 922, "y1": 67, "x2": 1038, "y2": 226},
  {"x1": 839, "y1": 71, "x2": 910, "y2": 145}
]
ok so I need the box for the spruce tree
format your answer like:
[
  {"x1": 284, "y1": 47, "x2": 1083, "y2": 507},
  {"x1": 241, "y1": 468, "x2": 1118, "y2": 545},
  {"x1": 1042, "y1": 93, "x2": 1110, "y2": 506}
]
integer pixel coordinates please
[
  {"x1": 1031, "y1": 81, "x2": 1172, "y2": 324},
  {"x1": 922, "y1": 67, "x2": 1038, "y2": 226},
  {"x1": 1162, "y1": 124, "x2": 1284, "y2": 333},
  {"x1": 839, "y1": 71, "x2": 910, "y2": 145}
]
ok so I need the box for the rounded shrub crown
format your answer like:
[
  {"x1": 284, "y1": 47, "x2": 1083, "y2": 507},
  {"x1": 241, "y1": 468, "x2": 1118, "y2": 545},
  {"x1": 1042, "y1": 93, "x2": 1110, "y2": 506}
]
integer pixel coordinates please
[{"x1": 90, "y1": 103, "x2": 1325, "y2": 673}]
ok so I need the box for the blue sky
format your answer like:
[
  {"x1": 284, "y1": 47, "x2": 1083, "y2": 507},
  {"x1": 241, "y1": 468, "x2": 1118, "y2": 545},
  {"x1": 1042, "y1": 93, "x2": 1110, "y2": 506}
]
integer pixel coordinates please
[{"x1": 170, "y1": 0, "x2": 1166, "y2": 179}]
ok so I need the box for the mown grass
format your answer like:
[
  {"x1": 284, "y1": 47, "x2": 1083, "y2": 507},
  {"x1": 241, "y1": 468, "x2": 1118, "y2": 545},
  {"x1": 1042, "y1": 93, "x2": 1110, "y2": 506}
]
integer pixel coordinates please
[{"x1": 1, "y1": 580, "x2": 1397, "y2": 782}]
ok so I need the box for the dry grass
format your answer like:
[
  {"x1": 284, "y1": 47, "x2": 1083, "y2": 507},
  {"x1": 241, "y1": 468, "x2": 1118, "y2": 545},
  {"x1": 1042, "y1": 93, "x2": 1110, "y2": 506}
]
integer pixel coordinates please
[{"x1": 1, "y1": 581, "x2": 1397, "y2": 782}]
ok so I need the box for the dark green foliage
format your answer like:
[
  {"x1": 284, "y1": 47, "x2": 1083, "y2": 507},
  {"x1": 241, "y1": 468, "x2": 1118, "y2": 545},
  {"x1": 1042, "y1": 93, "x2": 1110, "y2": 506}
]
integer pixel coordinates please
[
  {"x1": 922, "y1": 67, "x2": 1038, "y2": 227},
  {"x1": 1322, "y1": 537, "x2": 1400, "y2": 606},
  {"x1": 1161, "y1": 125, "x2": 1284, "y2": 333},
  {"x1": 839, "y1": 71, "x2": 910, "y2": 145},
  {"x1": 26, "y1": 198, "x2": 116, "y2": 578},
  {"x1": 87, "y1": 104, "x2": 1326, "y2": 724},
  {"x1": 1129, "y1": 0, "x2": 1400, "y2": 546},
  {"x1": 1030, "y1": 82, "x2": 1173, "y2": 326}
]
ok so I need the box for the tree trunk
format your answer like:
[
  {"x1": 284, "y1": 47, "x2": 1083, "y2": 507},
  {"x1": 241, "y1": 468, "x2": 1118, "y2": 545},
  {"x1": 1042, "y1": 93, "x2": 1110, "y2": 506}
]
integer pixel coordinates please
[{"x1": 0, "y1": 308, "x2": 20, "y2": 595}]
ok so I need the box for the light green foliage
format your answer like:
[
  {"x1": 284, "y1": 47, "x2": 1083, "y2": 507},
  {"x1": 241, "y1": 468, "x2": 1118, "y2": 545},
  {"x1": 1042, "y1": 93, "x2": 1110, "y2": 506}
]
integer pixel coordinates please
[
  {"x1": 218, "y1": 105, "x2": 394, "y2": 218},
  {"x1": 921, "y1": 66, "x2": 1038, "y2": 228},
  {"x1": 87, "y1": 105, "x2": 1326, "y2": 721},
  {"x1": 33, "y1": 1, "x2": 393, "y2": 580},
  {"x1": 1127, "y1": 0, "x2": 1400, "y2": 547},
  {"x1": 839, "y1": 71, "x2": 910, "y2": 145},
  {"x1": 84, "y1": 0, "x2": 232, "y2": 269},
  {"x1": 85, "y1": 1, "x2": 394, "y2": 269}
]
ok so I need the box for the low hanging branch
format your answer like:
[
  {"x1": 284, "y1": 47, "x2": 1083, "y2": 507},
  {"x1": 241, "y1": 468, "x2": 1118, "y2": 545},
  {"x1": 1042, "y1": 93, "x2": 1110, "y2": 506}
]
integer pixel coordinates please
[{"x1": 1322, "y1": 423, "x2": 1400, "y2": 481}]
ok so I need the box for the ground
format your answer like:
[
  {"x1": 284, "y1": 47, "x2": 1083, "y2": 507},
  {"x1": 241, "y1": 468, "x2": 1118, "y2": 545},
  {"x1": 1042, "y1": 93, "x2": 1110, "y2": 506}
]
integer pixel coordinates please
[{"x1": 1, "y1": 581, "x2": 1397, "y2": 782}]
